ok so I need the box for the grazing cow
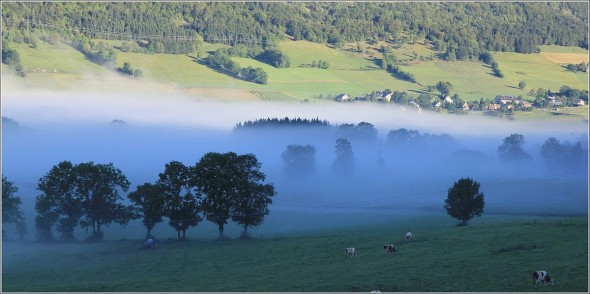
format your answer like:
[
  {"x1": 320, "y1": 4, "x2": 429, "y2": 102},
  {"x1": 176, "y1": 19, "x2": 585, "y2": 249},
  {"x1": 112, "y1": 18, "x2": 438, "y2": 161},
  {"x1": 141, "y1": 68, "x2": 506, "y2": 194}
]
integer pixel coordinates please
[
  {"x1": 143, "y1": 238, "x2": 155, "y2": 250},
  {"x1": 405, "y1": 231, "x2": 412, "y2": 241},
  {"x1": 532, "y1": 271, "x2": 554, "y2": 287},
  {"x1": 383, "y1": 244, "x2": 396, "y2": 254},
  {"x1": 344, "y1": 247, "x2": 357, "y2": 257}
]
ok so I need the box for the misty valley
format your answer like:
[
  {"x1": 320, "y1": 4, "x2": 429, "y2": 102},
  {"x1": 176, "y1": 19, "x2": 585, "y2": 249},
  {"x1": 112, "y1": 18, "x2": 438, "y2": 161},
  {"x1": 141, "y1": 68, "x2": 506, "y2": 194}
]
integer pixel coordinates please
[
  {"x1": 2, "y1": 94, "x2": 588, "y2": 292},
  {"x1": 2, "y1": 102, "x2": 588, "y2": 241}
]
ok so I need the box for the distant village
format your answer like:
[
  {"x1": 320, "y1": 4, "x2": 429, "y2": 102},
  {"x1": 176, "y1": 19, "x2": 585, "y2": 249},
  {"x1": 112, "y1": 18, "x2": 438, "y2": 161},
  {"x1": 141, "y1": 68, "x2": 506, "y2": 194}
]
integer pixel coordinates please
[{"x1": 331, "y1": 88, "x2": 587, "y2": 116}]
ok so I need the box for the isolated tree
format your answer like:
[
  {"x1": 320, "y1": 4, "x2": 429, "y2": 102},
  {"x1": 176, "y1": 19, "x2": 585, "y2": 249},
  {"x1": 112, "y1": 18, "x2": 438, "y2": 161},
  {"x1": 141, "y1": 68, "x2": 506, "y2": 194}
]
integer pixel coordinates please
[
  {"x1": 75, "y1": 162, "x2": 133, "y2": 241},
  {"x1": 518, "y1": 81, "x2": 527, "y2": 90},
  {"x1": 158, "y1": 161, "x2": 201, "y2": 240},
  {"x1": 281, "y1": 144, "x2": 316, "y2": 176},
  {"x1": 193, "y1": 152, "x2": 238, "y2": 240},
  {"x1": 436, "y1": 81, "x2": 453, "y2": 97},
  {"x1": 444, "y1": 177, "x2": 485, "y2": 226},
  {"x1": 36, "y1": 161, "x2": 80, "y2": 241},
  {"x1": 498, "y1": 133, "x2": 532, "y2": 165},
  {"x1": 355, "y1": 122, "x2": 378, "y2": 141},
  {"x1": 3, "y1": 175, "x2": 27, "y2": 240},
  {"x1": 332, "y1": 138, "x2": 355, "y2": 176},
  {"x1": 128, "y1": 183, "x2": 165, "y2": 239},
  {"x1": 229, "y1": 154, "x2": 276, "y2": 238}
]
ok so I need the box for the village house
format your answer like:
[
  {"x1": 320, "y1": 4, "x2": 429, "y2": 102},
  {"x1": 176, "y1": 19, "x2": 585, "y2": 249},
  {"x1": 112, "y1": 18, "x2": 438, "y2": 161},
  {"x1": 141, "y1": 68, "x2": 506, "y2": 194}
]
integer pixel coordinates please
[
  {"x1": 409, "y1": 100, "x2": 421, "y2": 110},
  {"x1": 378, "y1": 92, "x2": 392, "y2": 102},
  {"x1": 571, "y1": 98, "x2": 586, "y2": 106},
  {"x1": 442, "y1": 96, "x2": 454, "y2": 104},
  {"x1": 518, "y1": 99, "x2": 533, "y2": 108},
  {"x1": 494, "y1": 95, "x2": 516, "y2": 105},
  {"x1": 486, "y1": 103, "x2": 501, "y2": 111},
  {"x1": 334, "y1": 94, "x2": 351, "y2": 102},
  {"x1": 461, "y1": 101, "x2": 470, "y2": 110}
]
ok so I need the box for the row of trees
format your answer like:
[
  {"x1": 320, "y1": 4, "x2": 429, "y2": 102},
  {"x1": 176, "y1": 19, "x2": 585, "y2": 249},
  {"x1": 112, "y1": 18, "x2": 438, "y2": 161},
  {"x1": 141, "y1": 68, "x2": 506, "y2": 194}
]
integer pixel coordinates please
[
  {"x1": 207, "y1": 49, "x2": 268, "y2": 84},
  {"x1": 33, "y1": 152, "x2": 275, "y2": 242},
  {"x1": 1, "y1": 42, "x2": 26, "y2": 77},
  {"x1": 3, "y1": 2, "x2": 586, "y2": 56}
]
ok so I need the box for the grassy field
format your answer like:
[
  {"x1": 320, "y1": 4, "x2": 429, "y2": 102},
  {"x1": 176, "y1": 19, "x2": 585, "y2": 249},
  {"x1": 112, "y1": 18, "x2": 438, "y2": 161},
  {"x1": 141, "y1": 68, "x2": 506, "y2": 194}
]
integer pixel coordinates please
[
  {"x1": 513, "y1": 106, "x2": 589, "y2": 122},
  {"x1": 2, "y1": 216, "x2": 587, "y2": 292},
  {"x1": 6, "y1": 39, "x2": 588, "y2": 103}
]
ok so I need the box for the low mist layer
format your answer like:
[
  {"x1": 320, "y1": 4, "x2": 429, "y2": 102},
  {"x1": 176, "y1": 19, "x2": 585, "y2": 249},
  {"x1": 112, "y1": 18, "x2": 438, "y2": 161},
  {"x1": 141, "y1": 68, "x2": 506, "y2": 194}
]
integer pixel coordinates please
[{"x1": 2, "y1": 89, "x2": 588, "y2": 240}]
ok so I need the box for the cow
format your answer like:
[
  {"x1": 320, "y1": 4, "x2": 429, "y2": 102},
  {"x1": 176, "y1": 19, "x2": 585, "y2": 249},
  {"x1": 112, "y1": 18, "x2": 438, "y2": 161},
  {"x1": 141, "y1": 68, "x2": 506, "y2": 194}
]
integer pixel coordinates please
[
  {"x1": 532, "y1": 271, "x2": 554, "y2": 287},
  {"x1": 344, "y1": 247, "x2": 356, "y2": 257},
  {"x1": 405, "y1": 231, "x2": 412, "y2": 241},
  {"x1": 143, "y1": 238, "x2": 155, "y2": 250},
  {"x1": 383, "y1": 244, "x2": 396, "y2": 254}
]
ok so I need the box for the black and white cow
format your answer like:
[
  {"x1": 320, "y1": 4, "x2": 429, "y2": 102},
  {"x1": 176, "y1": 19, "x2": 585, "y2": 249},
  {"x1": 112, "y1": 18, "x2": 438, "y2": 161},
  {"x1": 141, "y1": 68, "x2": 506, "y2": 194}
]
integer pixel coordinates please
[
  {"x1": 532, "y1": 271, "x2": 554, "y2": 287},
  {"x1": 383, "y1": 244, "x2": 396, "y2": 254},
  {"x1": 344, "y1": 247, "x2": 357, "y2": 257},
  {"x1": 405, "y1": 231, "x2": 412, "y2": 241}
]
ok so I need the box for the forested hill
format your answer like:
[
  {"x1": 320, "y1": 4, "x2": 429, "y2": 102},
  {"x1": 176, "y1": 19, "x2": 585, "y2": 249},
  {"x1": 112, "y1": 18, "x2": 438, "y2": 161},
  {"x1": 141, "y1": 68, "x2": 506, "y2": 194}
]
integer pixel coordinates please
[{"x1": 2, "y1": 2, "x2": 588, "y2": 58}]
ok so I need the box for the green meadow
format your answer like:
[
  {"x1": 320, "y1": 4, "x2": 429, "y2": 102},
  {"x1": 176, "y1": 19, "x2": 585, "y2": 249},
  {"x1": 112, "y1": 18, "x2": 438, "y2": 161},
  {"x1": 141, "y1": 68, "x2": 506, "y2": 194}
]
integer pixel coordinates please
[
  {"x1": 6, "y1": 39, "x2": 588, "y2": 103},
  {"x1": 2, "y1": 216, "x2": 587, "y2": 292}
]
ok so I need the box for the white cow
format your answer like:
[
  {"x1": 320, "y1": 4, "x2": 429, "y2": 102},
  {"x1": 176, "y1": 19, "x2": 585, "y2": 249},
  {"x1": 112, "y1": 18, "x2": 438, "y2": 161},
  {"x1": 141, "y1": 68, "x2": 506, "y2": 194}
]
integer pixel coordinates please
[
  {"x1": 532, "y1": 271, "x2": 554, "y2": 287},
  {"x1": 344, "y1": 247, "x2": 357, "y2": 257},
  {"x1": 405, "y1": 231, "x2": 412, "y2": 241}
]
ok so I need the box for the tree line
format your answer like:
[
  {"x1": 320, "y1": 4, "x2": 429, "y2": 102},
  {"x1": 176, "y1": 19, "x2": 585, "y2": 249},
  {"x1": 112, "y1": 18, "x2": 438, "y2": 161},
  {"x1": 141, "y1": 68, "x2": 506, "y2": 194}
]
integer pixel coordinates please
[
  {"x1": 2, "y1": 2, "x2": 587, "y2": 57},
  {"x1": 3, "y1": 129, "x2": 586, "y2": 241},
  {"x1": 14, "y1": 152, "x2": 275, "y2": 242}
]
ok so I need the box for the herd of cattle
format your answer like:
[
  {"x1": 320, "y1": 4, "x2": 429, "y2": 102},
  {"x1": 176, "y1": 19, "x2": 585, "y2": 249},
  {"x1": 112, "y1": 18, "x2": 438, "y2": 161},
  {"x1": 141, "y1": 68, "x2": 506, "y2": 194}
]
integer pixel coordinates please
[
  {"x1": 344, "y1": 231, "x2": 556, "y2": 288},
  {"x1": 344, "y1": 231, "x2": 412, "y2": 257}
]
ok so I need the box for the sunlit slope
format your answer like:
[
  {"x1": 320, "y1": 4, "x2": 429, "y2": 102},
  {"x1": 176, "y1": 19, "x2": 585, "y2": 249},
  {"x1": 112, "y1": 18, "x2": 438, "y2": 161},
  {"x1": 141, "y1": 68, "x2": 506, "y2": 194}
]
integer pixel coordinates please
[
  {"x1": 6, "y1": 40, "x2": 589, "y2": 102},
  {"x1": 494, "y1": 52, "x2": 588, "y2": 92}
]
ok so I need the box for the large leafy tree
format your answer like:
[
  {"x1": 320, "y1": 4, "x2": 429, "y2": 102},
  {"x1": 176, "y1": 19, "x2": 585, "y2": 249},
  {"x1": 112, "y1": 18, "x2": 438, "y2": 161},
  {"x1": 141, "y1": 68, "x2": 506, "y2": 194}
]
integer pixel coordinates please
[
  {"x1": 2, "y1": 175, "x2": 27, "y2": 240},
  {"x1": 498, "y1": 133, "x2": 532, "y2": 165},
  {"x1": 193, "y1": 152, "x2": 240, "y2": 240},
  {"x1": 436, "y1": 81, "x2": 453, "y2": 97},
  {"x1": 36, "y1": 161, "x2": 80, "y2": 241},
  {"x1": 332, "y1": 138, "x2": 355, "y2": 176},
  {"x1": 128, "y1": 183, "x2": 165, "y2": 239},
  {"x1": 158, "y1": 161, "x2": 201, "y2": 241},
  {"x1": 35, "y1": 161, "x2": 133, "y2": 241},
  {"x1": 229, "y1": 154, "x2": 276, "y2": 238},
  {"x1": 444, "y1": 177, "x2": 485, "y2": 226},
  {"x1": 75, "y1": 162, "x2": 133, "y2": 241},
  {"x1": 281, "y1": 144, "x2": 316, "y2": 176}
]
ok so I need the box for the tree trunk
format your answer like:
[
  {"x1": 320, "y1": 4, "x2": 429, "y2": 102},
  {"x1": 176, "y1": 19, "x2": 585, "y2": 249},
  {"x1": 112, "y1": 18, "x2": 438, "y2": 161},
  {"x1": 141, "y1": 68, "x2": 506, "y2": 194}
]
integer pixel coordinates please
[
  {"x1": 182, "y1": 229, "x2": 186, "y2": 240},
  {"x1": 146, "y1": 227, "x2": 152, "y2": 239},
  {"x1": 240, "y1": 225, "x2": 250, "y2": 239},
  {"x1": 218, "y1": 223, "x2": 225, "y2": 240}
]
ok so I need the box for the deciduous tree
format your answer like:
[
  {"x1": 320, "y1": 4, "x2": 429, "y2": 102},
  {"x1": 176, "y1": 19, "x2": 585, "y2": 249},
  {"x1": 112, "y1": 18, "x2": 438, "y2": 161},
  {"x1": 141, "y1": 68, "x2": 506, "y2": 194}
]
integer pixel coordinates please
[
  {"x1": 158, "y1": 161, "x2": 201, "y2": 241},
  {"x1": 3, "y1": 175, "x2": 27, "y2": 240},
  {"x1": 128, "y1": 183, "x2": 165, "y2": 239},
  {"x1": 332, "y1": 138, "x2": 355, "y2": 176},
  {"x1": 228, "y1": 154, "x2": 276, "y2": 238},
  {"x1": 281, "y1": 144, "x2": 316, "y2": 176},
  {"x1": 75, "y1": 162, "x2": 133, "y2": 241},
  {"x1": 444, "y1": 177, "x2": 485, "y2": 226},
  {"x1": 498, "y1": 133, "x2": 532, "y2": 165}
]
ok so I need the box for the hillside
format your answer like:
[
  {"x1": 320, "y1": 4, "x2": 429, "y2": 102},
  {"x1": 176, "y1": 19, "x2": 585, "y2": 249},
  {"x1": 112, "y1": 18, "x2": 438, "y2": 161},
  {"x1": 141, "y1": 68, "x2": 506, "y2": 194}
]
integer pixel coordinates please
[
  {"x1": 3, "y1": 38, "x2": 588, "y2": 121},
  {"x1": 7, "y1": 39, "x2": 589, "y2": 97}
]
